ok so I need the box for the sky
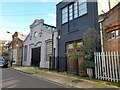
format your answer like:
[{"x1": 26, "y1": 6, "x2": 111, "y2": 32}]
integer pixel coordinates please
[
  {"x1": 0, "y1": 0, "x2": 119, "y2": 40},
  {"x1": 0, "y1": 2, "x2": 58, "y2": 40}
]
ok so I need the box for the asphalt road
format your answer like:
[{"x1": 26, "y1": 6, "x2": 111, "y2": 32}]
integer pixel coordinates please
[{"x1": 2, "y1": 68, "x2": 67, "y2": 89}]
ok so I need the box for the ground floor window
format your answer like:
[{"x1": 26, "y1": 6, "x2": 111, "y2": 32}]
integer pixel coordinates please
[
  {"x1": 66, "y1": 40, "x2": 83, "y2": 51},
  {"x1": 66, "y1": 40, "x2": 83, "y2": 60},
  {"x1": 24, "y1": 45, "x2": 27, "y2": 61},
  {"x1": 46, "y1": 41, "x2": 52, "y2": 61}
]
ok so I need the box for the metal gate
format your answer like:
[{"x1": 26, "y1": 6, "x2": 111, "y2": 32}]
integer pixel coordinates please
[{"x1": 31, "y1": 47, "x2": 41, "y2": 67}]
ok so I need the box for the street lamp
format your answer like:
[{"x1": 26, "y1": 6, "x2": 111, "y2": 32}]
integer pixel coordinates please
[
  {"x1": 6, "y1": 31, "x2": 13, "y2": 66},
  {"x1": 6, "y1": 31, "x2": 12, "y2": 34},
  {"x1": 58, "y1": 35, "x2": 60, "y2": 40}
]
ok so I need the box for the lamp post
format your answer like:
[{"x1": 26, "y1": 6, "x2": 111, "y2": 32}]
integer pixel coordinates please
[
  {"x1": 6, "y1": 31, "x2": 13, "y2": 66},
  {"x1": 6, "y1": 31, "x2": 12, "y2": 34},
  {"x1": 57, "y1": 35, "x2": 60, "y2": 57},
  {"x1": 57, "y1": 34, "x2": 60, "y2": 72}
]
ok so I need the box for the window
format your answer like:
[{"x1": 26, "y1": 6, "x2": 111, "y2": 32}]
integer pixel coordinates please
[
  {"x1": 77, "y1": 42, "x2": 83, "y2": 48},
  {"x1": 74, "y1": 2, "x2": 78, "y2": 18},
  {"x1": 68, "y1": 44, "x2": 73, "y2": 49},
  {"x1": 118, "y1": 30, "x2": 120, "y2": 36},
  {"x1": 69, "y1": 5, "x2": 73, "y2": 21},
  {"x1": 108, "y1": 30, "x2": 120, "y2": 40},
  {"x1": 108, "y1": 31, "x2": 116, "y2": 39},
  {"x1": 62, "y1": 6, "x2": 68, "y2": 24},
  {"x1": 61, "y1": 1, "x2": 88, "y2": 24},
  {"x1": 78, "y1": 0, "x2": 87, "y2": 16},
  {"x1": 24, "y1": 45, "x2": 27, "y2": 61},
  {"x1": 46, "y1": 41, "x2": 52, "y2": 61},
  {"x1": 116, "y1": 30, "x2": 120, "y2": 37},
  {"x1": 34, "y1": 32, "x2": 38, "y2": 38}
]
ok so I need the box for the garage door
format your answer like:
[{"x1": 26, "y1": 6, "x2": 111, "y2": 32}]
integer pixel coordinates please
[{"x1": 31, "y1": 47, "x2": 41, "y2": 67}]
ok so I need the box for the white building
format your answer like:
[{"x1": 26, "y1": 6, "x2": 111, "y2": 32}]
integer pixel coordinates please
[{"x1": 22, "y1": 19, "x2": 58, "y2": 68}]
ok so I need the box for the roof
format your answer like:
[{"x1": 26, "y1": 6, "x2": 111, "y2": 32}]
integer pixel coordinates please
[
  {"x1": 56, "y1": 2, "x2": 62, "y2": 6},
  {"x1": 30, "y1": 19, "x2": 56, "y2": 30},
  {"x1": 43, "y1": 23, "x2": 56, "y2": 31},
  {"x1": 99, "y1": 2, "x2": 120, "y2": 19},
  {"x1": 0, "y1": 40, "x2": 11, "y2": 46},
  {"x1": 17, "y1": 32, "x2": 27, "y2": 41},
  {"x1": 23, "y1": 33, "x2": 30, "y2": 43}
]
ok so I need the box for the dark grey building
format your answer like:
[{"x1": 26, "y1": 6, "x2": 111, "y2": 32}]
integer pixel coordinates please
[{"x1": 56, "y1": 0, "x2": 99, "y2": 71}]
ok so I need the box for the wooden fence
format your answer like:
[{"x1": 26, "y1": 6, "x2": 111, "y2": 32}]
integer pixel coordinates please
[{"x1": 94, "y1": 52, "x2": 120, "y2": 82}]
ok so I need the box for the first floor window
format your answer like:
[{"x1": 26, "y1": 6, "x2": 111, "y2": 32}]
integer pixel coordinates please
[
  {"x1": 116, "y1": 30, "x2": 120, "y2": 37},
  {"x1": 108, "y1": 30, "x2": 120, "y2": 40},
  {"x1": 69, "y1": 4, "x2": 73, "y2": 21},
  {"x1": 61, "y1": 1, "x2": 88, "y2": 24},
  {"x1": 74, "y1": 2, "x2": 78, "y2": 18},
  {"x1": 62, "y1": 6, "x2": 68, "y2": 24},
  {"x1": 79, "y1": 0, "x2": 87, "y2": 16},
  {"x1": 46, "y1": 41, "x2": 52, "y2": 61}
]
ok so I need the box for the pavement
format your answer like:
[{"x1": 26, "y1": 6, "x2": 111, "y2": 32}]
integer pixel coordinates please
[{"x1": 11, "y1": 66, "x2": 119, "y2": 89}]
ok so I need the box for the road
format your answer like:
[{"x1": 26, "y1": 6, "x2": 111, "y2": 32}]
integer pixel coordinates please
[{"x1": 2, "y1": 68, "x2": 67, "y2": 89}]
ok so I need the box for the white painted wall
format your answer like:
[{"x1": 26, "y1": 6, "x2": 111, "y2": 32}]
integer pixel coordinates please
[
  {"x1": 22, "y1": 19, "x2": 58, "y2": 68},
  {"x1": 53, "y1": 31, "x2": 58, "y2": 57}
]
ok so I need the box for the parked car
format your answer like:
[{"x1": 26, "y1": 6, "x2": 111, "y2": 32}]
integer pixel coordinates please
[{"x1": 0, "y1": 57, "x2": 8, "y2": 68}]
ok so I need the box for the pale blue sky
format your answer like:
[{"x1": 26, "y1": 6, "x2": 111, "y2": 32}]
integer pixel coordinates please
[
  {"x1": 0, "y1": 2, "x2": 57, "y2": 40},
  {"x1": 0, "y1": 0, "x2": 119, "y2": 40}
]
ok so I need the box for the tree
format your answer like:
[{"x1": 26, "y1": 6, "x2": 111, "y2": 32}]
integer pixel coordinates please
[
  {"x1": 65, "y1": 28, "x2": 100, "y2": 76},
  {"x1": 82, "y1": 28, "x2": 100, "y2": 54},
  {"x1": 80, "y1": 28, "x2": 100, "y2": 67},
  {"x1": 80, "y1": 28, "x2": 101, "y2": 78},
  {"x1": 66, "y1": 28, "x2": 101, "y2": 61}
]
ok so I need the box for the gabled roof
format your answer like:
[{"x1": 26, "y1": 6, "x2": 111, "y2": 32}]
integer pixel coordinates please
[
  {"x1": 30, "y1": 19, "x2": 57, "y2": 33},
  {"x1": 99, "y1": 2, "x2": 120, "y2": 19},
  {"x1": 30, "y1": 19, "x2": 44, "y2": 28},
  {"x1": 23, "y1": 33, "x2": 30, "y2": 43},
  {"x1": 8, "y1": 41, "x2": 12, "y2": 48}
]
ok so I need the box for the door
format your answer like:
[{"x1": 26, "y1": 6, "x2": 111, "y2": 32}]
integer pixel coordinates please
[{"x1": 31, "y1": 47, "x2": 41, "y2": 67}]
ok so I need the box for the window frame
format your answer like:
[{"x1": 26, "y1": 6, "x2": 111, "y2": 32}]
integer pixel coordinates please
[
  {"x1": 24, "y1": 45, "x2": 27, "y2": 61},
  {"x1": 34, "y1": 31, "x2": 38, "y2": 38},
  {"x1": 62, "y1": 6, "x2": 68, "y2": 24},
  {"x1": 74, "y1": 2, "x2": 78, "y2": 19},
  {"x1": 46, "y1": 41, "x2": 52, "y2": 61},
  {"x1": 78, "y1": 0, "x2": 87, "y2": 17},
  {"x1": 108, "y1": 30, "x2": 120, "y2": 40},
  {"x1": 69, "y1": 4, "x2": 73, "y2": 21},
  {"x1": 61, "y1": 1, "x2": 88, "y2": 24}
]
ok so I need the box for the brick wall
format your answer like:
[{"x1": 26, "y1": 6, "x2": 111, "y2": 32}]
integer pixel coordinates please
[
  {"x1": 100, "y1": 3, "x2": 120, "y2": 52},
  {"x1": 12, "y1": 32, "x2": 23, "y2": 65}
]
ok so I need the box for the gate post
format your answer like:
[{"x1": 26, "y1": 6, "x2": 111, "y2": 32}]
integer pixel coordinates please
[
  {"x1": 49, "y1": 57, "x2": 52, "y2": 71},
  {"x1": 76, "y1": 58, "x2": 79, "y2": 76},
  {"x1": 65, "y1": 56, "x2": 67, "y2": 71},
  {"x1": 57, "y1": 56, "x2": 59, "y2": 72}
]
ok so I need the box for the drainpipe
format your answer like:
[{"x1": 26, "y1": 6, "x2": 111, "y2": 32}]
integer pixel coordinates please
[
  {"x1": 21, "y1": 45, "x2": 23, "y2": 66},
  {"x1": 52, "y1": 32, "x2": 54, "y2": 57},
  {"x1": 57, "y1": 31, "x2": 60, "y2": 72},
  {"x1": 51, "y1": 32, "x2": 54, "y2": 70},
  {"x1": 99, "y1": 21, "x2": 104, "y2": 52}
]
